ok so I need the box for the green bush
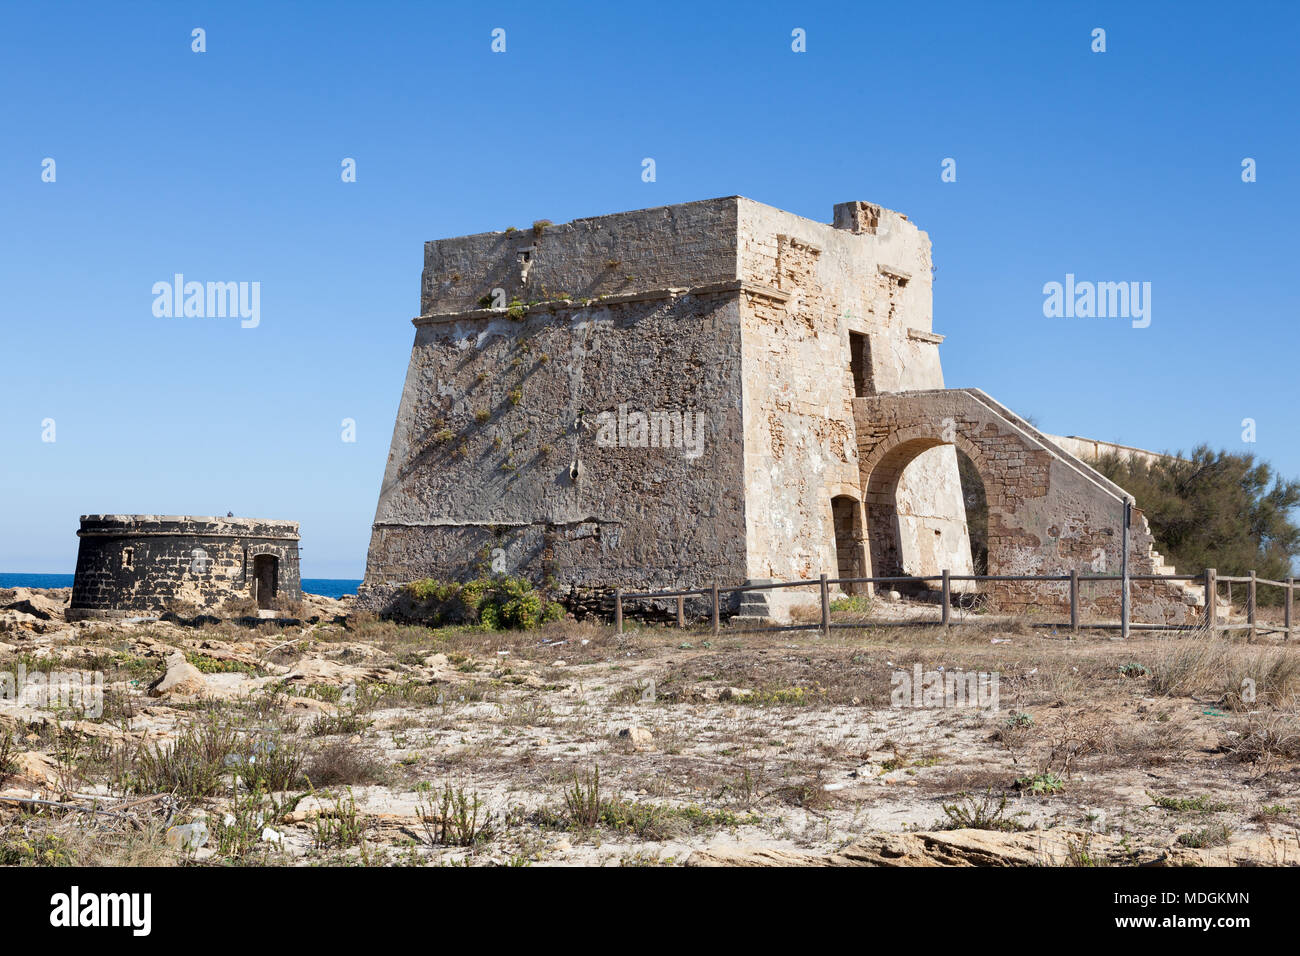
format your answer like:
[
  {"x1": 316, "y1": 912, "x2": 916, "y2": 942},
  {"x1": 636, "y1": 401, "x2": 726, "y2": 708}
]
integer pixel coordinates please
[{"x1": 403, "y1": 575, "x2": 564, "y2": 630}]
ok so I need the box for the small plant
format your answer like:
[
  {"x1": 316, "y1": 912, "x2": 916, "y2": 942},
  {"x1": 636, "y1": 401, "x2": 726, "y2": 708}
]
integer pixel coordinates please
[
  {"x1": 1176, "y1": 824, "x2": 1232, "y2": 849},
  {"x1": 829, "y1": 594, "x2": 872, "y2": 614},
  {"x1": 531, "y1": 219, "x2": 551, "y2": 236},
  {"x1": 1015, "y1": 772, "x2": 1065, "y2": 795},
  {"x1": 1064, "y1": 833, "x2": 1108, "y2": 867},
  {"x1": 474, "y1": 408, "x2": 491, "y2": 423},
  {"x1": 507, "y1": 388, "x2": 523, "y2": 406},
  {"x1": 506, "y1": 298, "x2": 527, "y2": 321},
  {"x1": 308, "y1": 710, "x2": 373, "y2": 738},
  {"x1": 1004, "y1": 712, "x2": 1034, "y2": 729},
  {"x1": 417, "y1": 783, "x2": 494, "y2": 847},
  {"x1": 938, "y1": 790, "x2": 1027, "y2": 832},
  {"x1": 133, "y1": 714, "x2": 240, "y2": 798},
  {"x1": 564, "y1": 766, "x2": 602, "y2": 829},
  {"x1": 312, "y1": 788, "x2": 366, "y2": 849},
  {"x1": 434, "y1": 428, "x2": 454, "y2": 444},
  {"x1": 1118, "y1": 661, "x2": 1149, "y2": 678},
  {"x1": 1149, "y1": 792, "x2": 1231, "y2": 813},
  {"x1": 234, "y1": 737, "x2": 307, "y2": 793},
  {"x1": 185, "y1": 652, "x2": 262, "y2": 676}
]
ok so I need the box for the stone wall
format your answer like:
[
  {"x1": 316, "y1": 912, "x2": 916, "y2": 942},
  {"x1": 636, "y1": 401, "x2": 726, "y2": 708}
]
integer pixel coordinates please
[
  {"x1": 363, "y1": 290, "x2": 749, "y2": 611},
  {"x1": 68, "y1": 515, "x2": 301, "y2": 620},
  {"x1": 734, "y1": 199, "x2": 971, "y2": 616}
]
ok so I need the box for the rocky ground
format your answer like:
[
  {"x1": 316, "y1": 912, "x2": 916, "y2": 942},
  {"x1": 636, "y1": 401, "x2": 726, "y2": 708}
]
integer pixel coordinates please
[{"x1": 2, "y1": 586, "x2": 1298, "y2": 867}]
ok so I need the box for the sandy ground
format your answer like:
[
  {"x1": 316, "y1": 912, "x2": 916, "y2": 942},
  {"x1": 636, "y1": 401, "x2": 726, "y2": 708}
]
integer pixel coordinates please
[{"x1": 2, "y1": 587, "x2": 1298, "y2": 866}]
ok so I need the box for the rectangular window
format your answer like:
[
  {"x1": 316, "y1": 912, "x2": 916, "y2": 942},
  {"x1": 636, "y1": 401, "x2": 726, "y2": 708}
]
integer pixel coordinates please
[{"x1": 849, "y1": 332, "x2": 874, "y2": 397}]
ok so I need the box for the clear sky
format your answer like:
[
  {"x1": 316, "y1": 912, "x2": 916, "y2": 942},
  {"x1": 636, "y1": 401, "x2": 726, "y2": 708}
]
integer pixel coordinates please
[{"x1": 2, "y1": 1, "x2": 1296, "y2": 578}]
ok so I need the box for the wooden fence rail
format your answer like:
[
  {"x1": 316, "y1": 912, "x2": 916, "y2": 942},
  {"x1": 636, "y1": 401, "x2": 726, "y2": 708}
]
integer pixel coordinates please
[{"x1": 612, "y1": 567, "x2": 1298, "y2": 640}]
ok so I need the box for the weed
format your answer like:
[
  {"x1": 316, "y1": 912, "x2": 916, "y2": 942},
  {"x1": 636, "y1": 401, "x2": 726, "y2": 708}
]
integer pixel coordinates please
[
  {"x1": 417, "y1": 783, "x2": 494, "y2": 847},
  {"x1": 938, "y1": 791, "x2": 1028, "y2": 832}
]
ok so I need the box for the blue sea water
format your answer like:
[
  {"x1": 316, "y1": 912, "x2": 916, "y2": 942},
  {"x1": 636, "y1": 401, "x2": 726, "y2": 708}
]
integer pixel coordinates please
[
  {"x1": 0, "y1": 572, "x2": 361, "y2": 598},
  {"x1": 0, "y1": 573, "x2": 73, "y2": 589},
  {"x1": 300, "y1": 579, "x2": 362, "y2": 599}
]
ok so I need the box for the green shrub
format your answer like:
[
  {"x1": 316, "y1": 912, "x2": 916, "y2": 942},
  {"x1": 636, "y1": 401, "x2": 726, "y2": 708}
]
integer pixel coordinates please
[{"x1": 402, "y1": 575, "x2": 564, "y2": 630}]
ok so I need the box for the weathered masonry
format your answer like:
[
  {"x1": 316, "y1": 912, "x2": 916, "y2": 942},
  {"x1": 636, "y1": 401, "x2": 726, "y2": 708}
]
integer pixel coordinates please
[
  {"x1": 362, "y1": 196, "x2": 1201, "y2": 623},
  {"x1": 67, "y1": 515, "x2": 301, "y2": 620}
]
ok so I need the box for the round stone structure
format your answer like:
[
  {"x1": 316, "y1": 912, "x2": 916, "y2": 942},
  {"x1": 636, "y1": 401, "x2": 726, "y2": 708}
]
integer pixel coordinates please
[{"x1": 68, "y1": 515, "x2": 302, "y2": 621}]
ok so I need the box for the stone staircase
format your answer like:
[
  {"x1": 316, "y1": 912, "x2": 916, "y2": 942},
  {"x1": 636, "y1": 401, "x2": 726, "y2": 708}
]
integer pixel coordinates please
[
  {"x1": 730, "y1": 580, "x2": 775, "y2": 625},
  {"x1": 962, "y1": 389, "x2": 1229, "y2": 620},
  {"x1": 1137, "y1": 515, "x2": 1230, "y2": 615}
]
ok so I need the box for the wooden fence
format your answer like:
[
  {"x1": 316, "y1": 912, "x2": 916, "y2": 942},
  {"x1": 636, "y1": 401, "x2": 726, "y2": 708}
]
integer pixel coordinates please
[{"x1": 613, "y1": 568, "x2": 1297, "y2": 640}]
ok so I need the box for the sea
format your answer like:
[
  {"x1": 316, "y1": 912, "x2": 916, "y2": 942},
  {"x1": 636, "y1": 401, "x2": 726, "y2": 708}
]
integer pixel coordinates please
[{"x1": 0, "y1": 573, "x2": 362, "y2": 599}]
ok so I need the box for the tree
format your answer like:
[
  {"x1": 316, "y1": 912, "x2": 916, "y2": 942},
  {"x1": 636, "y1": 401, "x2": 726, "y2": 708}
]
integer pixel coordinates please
[{"x1": 1093, "y1": 446, "x2": 1300, "y2": 604}]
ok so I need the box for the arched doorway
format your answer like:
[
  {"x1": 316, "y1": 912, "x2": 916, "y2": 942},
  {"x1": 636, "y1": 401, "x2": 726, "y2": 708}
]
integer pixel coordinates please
[{"x1": 862, "y1": 432, "x2": 992, "y2": 593}]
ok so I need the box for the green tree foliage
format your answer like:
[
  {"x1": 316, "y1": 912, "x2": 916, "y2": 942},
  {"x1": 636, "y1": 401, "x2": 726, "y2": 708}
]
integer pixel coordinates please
[
  {"x1": 404, "y1": 575, "x2": 564, "y2": 629},
  {"x1": 1093, "y1": 446, "x2": 1300, "y2": 603}
]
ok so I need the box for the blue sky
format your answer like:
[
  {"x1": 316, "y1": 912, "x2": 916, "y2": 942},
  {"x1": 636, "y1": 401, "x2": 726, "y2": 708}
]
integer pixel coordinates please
[{"x1": 2, "y1": 1, "x2": 1296, "y2": 578}]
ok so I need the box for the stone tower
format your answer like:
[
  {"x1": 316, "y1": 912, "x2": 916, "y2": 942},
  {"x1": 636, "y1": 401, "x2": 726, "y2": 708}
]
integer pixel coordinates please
[{"x1": 361, "y1": 197, "x2": 973, "y2": 619}]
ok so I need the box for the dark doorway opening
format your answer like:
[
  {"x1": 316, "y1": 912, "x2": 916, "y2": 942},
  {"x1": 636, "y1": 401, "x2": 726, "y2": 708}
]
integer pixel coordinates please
[
  {"x1": 253, "y1": 554, "x2": 278, "y2": 610},
  {"x1": 849, "y1": 332, "x2": 874, "y2": 397},
  {"x1": 955, "y1": 449, "x2": 989, "y2": 575},
  {"x1": 831, "y1": 495, "x2": 866, "y2": 592}
]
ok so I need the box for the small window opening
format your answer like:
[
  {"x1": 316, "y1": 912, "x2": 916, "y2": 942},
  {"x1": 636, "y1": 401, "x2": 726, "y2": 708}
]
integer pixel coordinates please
[{"x1": 849, "y1": 331, "x2": 875, "y2": 397}]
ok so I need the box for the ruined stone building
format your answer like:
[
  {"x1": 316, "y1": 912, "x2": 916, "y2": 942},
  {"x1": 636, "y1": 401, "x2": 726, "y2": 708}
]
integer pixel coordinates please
[
  {"x1": 68, "y1": 515, "x2": 301, "y2": 620},
  {"x1": 361, "y1": 197, "x2": 1203, "y2": 623}
]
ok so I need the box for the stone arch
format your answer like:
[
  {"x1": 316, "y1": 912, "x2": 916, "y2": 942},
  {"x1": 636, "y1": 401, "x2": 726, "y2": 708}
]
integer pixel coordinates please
[{"x1": 860, "y1": 427, "x2": 996, "y2": 585}]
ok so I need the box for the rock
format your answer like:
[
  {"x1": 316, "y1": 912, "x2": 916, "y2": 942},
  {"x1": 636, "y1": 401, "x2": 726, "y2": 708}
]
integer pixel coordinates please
[
  {"x1": 285, "y1": 697, "x2": 338, "y2": 716},
  {"x1": 687, "y1": 843, "x2": 827, "y2": 867},
  {"x1": 165, "y1": 821, "x2": 209, "y2": 851},
  {"x1": 6, "y1": 751, "x2": 62, "y2": 788},
  {"x1": 688, "y1": 828, "x2": 1295, "y2": 868},
  {"x1": 148, "y1": 652, "x2": 206, "y2": 698},
  {"x1": 886, "y1": 590, "x2": 902, "y2": 603},
  {"x1": 618, "y1": 726, "x2": 654, "y2": 751},
  {"x1": 0, "y1": 588, "x2": 63, "y2": 621}
]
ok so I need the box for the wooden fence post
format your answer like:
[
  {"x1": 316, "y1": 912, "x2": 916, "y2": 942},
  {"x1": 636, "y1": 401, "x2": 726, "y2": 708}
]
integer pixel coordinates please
[
  {"x1": 614, "y1": 587, "x2": 623, "y2": 635},
  {"x1": 819, "y1": 574, "x2": 831, "y2": 636},
  {"x1": 1286, "y1": 578, "x2": 1294, "y2": 642},
  {"x1": 1248, "y1": 571, "x2": 1256, "y2": 642},
  {"x1": 1069, "y1": 568, "x2": 1079, "y2": 636},
  {"x1": 711, "y1": 582, "x2": 720, "y2": 636},
  {"x1": 1204, "y1": 568, "x2": 1216, "y2": 633},
  {"x1": 941, "y1": 570, "x2": 951, "y2": 628},
  {"x1": 676, "y1": 593, "x2": 685, "y2": 629}
]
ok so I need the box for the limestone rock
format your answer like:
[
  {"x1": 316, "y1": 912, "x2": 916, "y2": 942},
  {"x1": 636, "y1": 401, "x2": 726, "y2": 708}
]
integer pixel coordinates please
[
  {"x1": 687, "y1": 843, "x2": 828, "y2": 867},
  {"x1": 6, "y1": 750, "x2": 62, "y2": 788},
  {"x1": 688, "y1": 828, "x2": 1298, "y2": 868},
  {"x1": 148, "y1": 652, "x2": 207, "y2": 698},
  {"x1": 618, "y1": 726, "x2": 654, "y2": 751}
]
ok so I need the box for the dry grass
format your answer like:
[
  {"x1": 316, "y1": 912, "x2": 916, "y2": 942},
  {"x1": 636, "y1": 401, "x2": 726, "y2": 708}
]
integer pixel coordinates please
[
  {"x1": 305, "y1": 739, "x2": 388, "y2": 788},
  {"x1": 1150, "y1": 631, "x2": 1300, "y2": 708}
]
